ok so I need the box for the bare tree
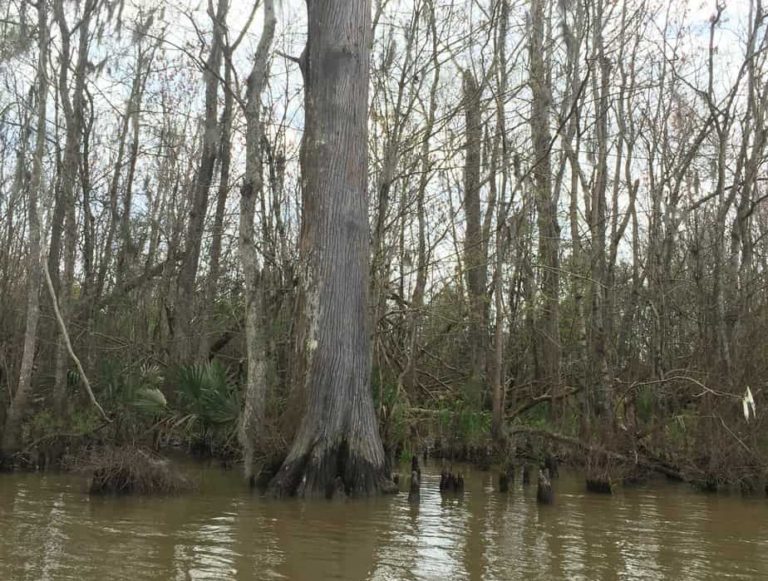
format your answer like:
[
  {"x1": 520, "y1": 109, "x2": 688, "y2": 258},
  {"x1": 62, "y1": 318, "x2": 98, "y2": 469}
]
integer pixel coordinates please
[
  {"x1": 238, "y1": 0, "x2": 276, "y2": 484},
  {"x1": 50, "y1": 0, "x2": 98, "y2": 412},
  {"x1": 174, "y1": 0, "x2": 228, "y2": 362},
  {"x1": 462, "y1": 68, "x2": 486, "y2": 401},
  {"x1": 529, "y1": 0, "x2": 561, "y2": 405},
  {"x1": 1, "y1": 0, "x2": 48, "y2": 460}
]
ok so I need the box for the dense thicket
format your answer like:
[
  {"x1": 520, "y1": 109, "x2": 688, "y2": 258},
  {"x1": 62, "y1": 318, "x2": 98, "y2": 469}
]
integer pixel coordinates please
[{"x1": 1, "y1": 0, "x2": 768, "y2": 491}]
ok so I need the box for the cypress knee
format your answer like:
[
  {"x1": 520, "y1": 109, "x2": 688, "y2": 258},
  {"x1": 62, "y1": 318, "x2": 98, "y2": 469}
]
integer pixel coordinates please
[
  {"x1": 408, "y1": 470, "x2": 420, "y2": 503},
  {"x1": 537, "y1": 468, "x2": 554, "y2": 504},
  {"x1": 499, "y1": 463, "x2": 514, "y2": 492},
  {"x1": 522, "y1": 464, "x2": 531, "y2": 485},
  {"x1": 544, "y1": 454, "x2": 559, "y2": 478},
  {"x1": 411, "y1": 454, "x2": 421, "y2": 480}
]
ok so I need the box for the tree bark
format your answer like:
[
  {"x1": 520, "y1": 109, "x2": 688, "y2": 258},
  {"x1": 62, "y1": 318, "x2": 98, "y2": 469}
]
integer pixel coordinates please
[
  {"x1": 269, "y1": 0, "x2": 395, "y2": 498},
  {"x1": 530, "y1": 0, "x2": 561, "y2": 404},
  {"x1": 462, "y1": 69, "x2": 486, "y2": 402},
  {"x1": 200, "y1": 53, "x2": 234, "y2": 360},
  {"x1": 238, "y1": 0, "x2": 276, "y2": 484},
  {"x1": 586, "y1": 0, "x2": 611, "y2": 419},
  {"x1": 490, "y1": 0, "x2": 510, "y2": 442}
]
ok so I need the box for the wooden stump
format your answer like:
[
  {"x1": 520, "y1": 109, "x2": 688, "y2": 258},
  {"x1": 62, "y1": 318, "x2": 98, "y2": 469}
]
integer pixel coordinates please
[
  {"x1": 499, "y1": 463, "x2": 514, "y2": 493},
  {"x1": 440, "y1": 469, "x2": 464, "y2": 494},
  {"x1": 537, "y1": 468, "x2": 554, "y2": 504},
  {"x1": 411, "y1": 455, "x2": 421, "y2": 480},
  {"x1": 408, "y1": 470, "x2": 420, "y2": 503},
  {"x1": 544, "y1": 454, "x2": 559, "y2": 479},
  {"x1": 586, "y1": 478, "x2": 614, "y2": 494},
  {"x1": 499, "y1": 472, "x2": 509, "y2": 493}
]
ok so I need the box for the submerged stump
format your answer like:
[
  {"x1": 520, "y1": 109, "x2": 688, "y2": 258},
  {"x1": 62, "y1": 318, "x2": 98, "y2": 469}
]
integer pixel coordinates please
[
  {"x1": 412, "y1": 454, "x2": 421, "y2": 480},
  {"x1": 440, "y1": 469, "x2": 465, "y2": 495},
  {"x1": 408, "y1": 470, "x2": 421, "y2": 503},
  {"x1": 499, "y1": 463, "x2": 514, "y2": 493},
  {"x1": 77, "y1": 446, "x2": 193, "y2": 496},
  {"x1": 537, "y1": 468, "x2": 554, "y2": 504},
  {"x1": 522, "y1": 464, "x2": 531, "y2": 486},
  {"x1": 586, "y1": 478, "x2": 614, "y2": 494},
  {"x1": 585, "y1": 450, "x2": 617, "y2": 494},
  {"x1": 544, "y1": 454, "x2": 559, "y2": 479}
]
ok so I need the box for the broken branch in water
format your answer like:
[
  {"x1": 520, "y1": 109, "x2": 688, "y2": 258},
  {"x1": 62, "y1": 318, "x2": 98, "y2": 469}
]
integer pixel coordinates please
[{"x1": 508, "y1": 425, "x2": 686, "y2": 481}]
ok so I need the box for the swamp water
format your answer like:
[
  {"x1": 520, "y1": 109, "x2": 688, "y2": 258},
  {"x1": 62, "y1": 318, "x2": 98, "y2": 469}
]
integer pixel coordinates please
[{"x1": 1, "y1": 460, "x2": 767, "y2": 580}]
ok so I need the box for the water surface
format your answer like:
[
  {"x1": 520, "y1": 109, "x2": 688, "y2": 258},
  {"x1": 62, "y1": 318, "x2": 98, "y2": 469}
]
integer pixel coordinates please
[{"x1": 1, "y1": 459, "x2": 766, "y2": 580}]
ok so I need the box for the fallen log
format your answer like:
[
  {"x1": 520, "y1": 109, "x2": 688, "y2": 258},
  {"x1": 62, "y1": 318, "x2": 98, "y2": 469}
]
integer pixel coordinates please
[{"x1": 508, "y1": 425, "x2": 686, "y2": 482}]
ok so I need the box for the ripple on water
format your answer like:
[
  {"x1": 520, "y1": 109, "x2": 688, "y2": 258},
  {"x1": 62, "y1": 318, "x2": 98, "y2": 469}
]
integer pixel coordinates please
[{"x1": 3, "y1": 464, "x2": 768, "y2": 580}]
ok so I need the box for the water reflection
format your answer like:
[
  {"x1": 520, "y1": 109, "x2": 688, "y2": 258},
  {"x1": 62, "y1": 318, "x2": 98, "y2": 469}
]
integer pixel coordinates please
[{"x1": 1, "y1": 460, "x2": 768, "y2": 580}]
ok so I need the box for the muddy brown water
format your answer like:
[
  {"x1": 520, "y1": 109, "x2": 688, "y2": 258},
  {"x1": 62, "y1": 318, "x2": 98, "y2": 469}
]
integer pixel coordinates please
[{"x1": 1, "y1": 459, "x2": 767, "y2": 580}]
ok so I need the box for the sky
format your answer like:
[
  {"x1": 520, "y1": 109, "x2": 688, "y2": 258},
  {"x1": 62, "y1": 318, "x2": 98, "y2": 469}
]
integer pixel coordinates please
[{"x1": 0, "y1": 0, "x2": 762, "y2": 283}]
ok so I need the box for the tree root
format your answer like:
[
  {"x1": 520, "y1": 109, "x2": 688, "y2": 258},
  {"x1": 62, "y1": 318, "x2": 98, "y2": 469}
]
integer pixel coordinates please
[{"x1": 267, "y1": 439, "x2": 397, "y2": 498}]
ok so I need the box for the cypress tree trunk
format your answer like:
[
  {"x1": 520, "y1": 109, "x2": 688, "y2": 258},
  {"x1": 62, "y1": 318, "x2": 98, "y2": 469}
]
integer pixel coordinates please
[{"x1": 269, "y1": 0, "x2": 395, "y2": 498}]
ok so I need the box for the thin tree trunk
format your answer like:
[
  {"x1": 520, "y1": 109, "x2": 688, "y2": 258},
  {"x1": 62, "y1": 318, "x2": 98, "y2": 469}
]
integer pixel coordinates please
[
  {"x1": 398, "y1": 0, "x2": 440, "y2": 399},
  {"x1": 370, "y1": 6, "x2": 419, "y2": 375},
  {"x1": 490, "y1": 0, "x2": 510, "y2": 442},
  {"x1": 174, "y1": 0, "x2": 227, "y2": 362},
  {"x1": 116, "y1": 43, "x2": 151, "y2": 286},
  {"x1": 586, "y1": 0, "x2": 611, "y2": 420},
  {"x1": 52, "y1": 0, "x2": 95, "y2": 413},
  {"x1": 1, "y1": 1, "x2": 48, "y2": 460},
  {"x1": 200, "y1": 54, "x2": 235, "y2": 360},
  {"x1": 95, "y1": 85, "x2": 132, "y2": 303},
  {"x1": 462, "y1": 69, "x2": 486, "y2": 403},
  {"x1": 238, "y1": 0, "x2": 276, "y2": 484},
  {"x1": 530, "y1": 0, "x2": 561, "y2": 404}
]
